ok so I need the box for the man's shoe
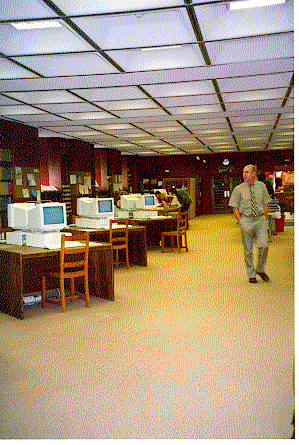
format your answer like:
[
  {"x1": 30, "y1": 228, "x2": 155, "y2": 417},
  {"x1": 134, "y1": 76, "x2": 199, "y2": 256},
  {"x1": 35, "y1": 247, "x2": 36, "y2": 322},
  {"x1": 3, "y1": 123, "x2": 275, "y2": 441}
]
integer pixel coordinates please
[
  {"x1": 249, "y1": 277, "x2": 257, "y2": 283},
  {"x1": 257, "y1": 272, "x2": 269, "y2": 282}
]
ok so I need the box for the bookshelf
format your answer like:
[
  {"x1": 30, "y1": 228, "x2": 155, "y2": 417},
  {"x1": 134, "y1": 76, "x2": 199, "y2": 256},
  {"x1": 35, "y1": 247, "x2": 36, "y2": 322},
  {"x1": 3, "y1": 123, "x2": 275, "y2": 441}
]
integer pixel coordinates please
[{"x1": 0, "y1": 149, "x2": 13, "y2": 228}]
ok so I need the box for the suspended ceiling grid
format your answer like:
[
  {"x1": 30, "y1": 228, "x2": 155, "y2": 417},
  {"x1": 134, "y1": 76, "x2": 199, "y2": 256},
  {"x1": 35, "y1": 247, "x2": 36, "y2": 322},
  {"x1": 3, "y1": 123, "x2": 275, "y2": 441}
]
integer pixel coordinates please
[{"x1": 0, "y1": 0, "x2": 294, "y2": 156}]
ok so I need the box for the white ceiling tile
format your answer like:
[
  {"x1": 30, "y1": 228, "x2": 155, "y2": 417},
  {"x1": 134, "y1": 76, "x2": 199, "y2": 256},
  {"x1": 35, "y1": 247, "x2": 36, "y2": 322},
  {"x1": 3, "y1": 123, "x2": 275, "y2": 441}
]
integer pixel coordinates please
[
  {"x1": 7, "y1": 114, "x2": 66, "y2": 122},
  {"x1": 180, "y1": 117, "x2": 228, "y2": 126},
  {"x1": 42, "y1": 125, "x2": 89, "y2": 131},
  {"x1": 158, "y1": 94, "x2": 218, "y2": 107},
  {"x1": 0, "y1": 0, "x2": 57, "y2": 21},
  {"x1": 36, "y1": 102, "x2": 101, "y2": 113},
  {"x1": 222, "y1": 89, "x2": 286, "y2": 102},
  {"x1": 142, "y1": 80, "x2": 215, "y2": 97},
  {"x1": 62, "y1": 130, "x2": 102, "y2": 136},
  {"x1": 113, "y1": 108, "x2": 168, "y2": 118},
  {"x1": 58, "y1": 111, "x2": 113, "y2": 120},
  {"x1": 4, "y1": 90, "x2": 83, "y2": 104},
  {"x1": 52, "y1": 0, "x2": 184, "y2": 15},
  {"x1": 286, "y1": 97, "x2": 294, "y2": 107},
  {"x1": 0, "y1": 58, "x2": 38, "y2": 80},
  {"x1": 0, "y1": 95, "x2": 21, "y2": 105},
  {"x1": 94, "y1": 98, "x2": 156, "y2": 111},
  {"x1": 229, "y1": 114, "x2": 276, "y2": 123},
  {"x1": 38, "y1": 128, "x2": 71, "y2": 138},
  {"x1": 194, "y1": 1, "x2": 293, "y2": 41},
  {"x1": 106, "y1": 45, "x2": 205, "y2": 72},
  {"x1": 0, "y1": 22, "x2": 94, "y2": 56},
  {"x1": 12, "y1": 53, "x2": 120, "y2": 77},
  {"x1": 70, "y1": 87, "x2": 146, "y2": 101},
  {"x1": 73, "y1": 9, "x2": 194, "y2": 50},
  {"x1": 206, "y1": 34, "x2": 293, "y2": 65},
  {"x1": 167, "y1": 104, "x2": 222, "y2": 114},
  {"x1": 217, "y1": 72, "x2": 293, "y2": 92},
  {"x1": 136, "y1": 121, "x2": 181, "y2": 128},
  {"x1": 225, "y1": 99, "x2": 284, "y2": 111},
  {"x1": 0, "y1": 104, "x2": 45, "y2": 115}
]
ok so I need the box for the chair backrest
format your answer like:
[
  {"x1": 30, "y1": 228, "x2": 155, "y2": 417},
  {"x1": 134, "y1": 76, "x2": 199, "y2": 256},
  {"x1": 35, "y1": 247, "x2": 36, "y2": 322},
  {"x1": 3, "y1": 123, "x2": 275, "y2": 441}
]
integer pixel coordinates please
[
  {"x1": 109, "y1": 218, "x2": 129, "y2": 246},
  {"x1": 60, "y1": 233, "x2": 89, "y2": 275},
  {"x1": 177, "y1": 210, "x2": 188, "y2": 235}
]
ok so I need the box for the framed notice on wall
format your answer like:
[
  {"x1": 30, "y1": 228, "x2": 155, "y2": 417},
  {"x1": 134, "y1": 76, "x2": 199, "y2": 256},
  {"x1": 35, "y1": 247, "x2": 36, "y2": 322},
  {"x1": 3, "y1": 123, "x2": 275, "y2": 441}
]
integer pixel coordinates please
[
  {"x1": 12, "y1": 166, "x2": 41, "y2": 201},
  {"x1": 69, "y1": 171, "x2": 92, "y2": 195}
]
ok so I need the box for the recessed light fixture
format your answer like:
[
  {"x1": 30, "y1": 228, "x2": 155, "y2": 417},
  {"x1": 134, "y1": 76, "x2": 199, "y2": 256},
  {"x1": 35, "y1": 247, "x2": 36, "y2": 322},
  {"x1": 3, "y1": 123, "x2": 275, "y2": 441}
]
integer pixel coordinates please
[
  {"x1": 10, "y1": 20, "x2": 62, "y2": 30},
  {"x1": 230, "y1": 0, "x2": 285, "y2": 10},
  {"x1": 142, "y1": 45, "x2": 182, "y2": 52}
]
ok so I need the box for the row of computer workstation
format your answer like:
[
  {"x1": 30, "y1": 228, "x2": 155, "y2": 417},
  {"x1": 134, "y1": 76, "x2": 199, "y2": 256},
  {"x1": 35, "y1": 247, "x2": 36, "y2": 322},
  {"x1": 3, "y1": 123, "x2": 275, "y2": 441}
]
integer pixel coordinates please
[
  {"x1": 0, "y1": 194, "x2": 179, "y2": 319},
  {"x1": 4, "y1": 192, "x2": 173, "y2": 248}
]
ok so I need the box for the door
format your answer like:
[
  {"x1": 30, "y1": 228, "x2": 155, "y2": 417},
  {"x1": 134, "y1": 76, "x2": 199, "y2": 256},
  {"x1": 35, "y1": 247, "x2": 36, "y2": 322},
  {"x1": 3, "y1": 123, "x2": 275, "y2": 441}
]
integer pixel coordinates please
[{"x1": 213, "y1": 174, "x2": 242, "y2": 213}]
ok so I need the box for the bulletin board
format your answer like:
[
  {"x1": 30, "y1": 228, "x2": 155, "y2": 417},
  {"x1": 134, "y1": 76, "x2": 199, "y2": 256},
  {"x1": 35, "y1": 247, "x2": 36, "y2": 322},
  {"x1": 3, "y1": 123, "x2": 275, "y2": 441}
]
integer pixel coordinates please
[
  {"x1": 69, "y1": 171, "x2": 92, "y2": 195},
  {"x1": 12, "y1": 166, "x2": 41, "y2": 201}
]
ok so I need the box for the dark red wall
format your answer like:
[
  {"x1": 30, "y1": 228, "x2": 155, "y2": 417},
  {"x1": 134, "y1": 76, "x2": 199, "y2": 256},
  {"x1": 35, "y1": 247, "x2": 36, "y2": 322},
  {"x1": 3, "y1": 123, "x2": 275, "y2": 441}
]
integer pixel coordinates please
[{"x1": 1, "y1": 119, "x2": 40, "y2": 167}]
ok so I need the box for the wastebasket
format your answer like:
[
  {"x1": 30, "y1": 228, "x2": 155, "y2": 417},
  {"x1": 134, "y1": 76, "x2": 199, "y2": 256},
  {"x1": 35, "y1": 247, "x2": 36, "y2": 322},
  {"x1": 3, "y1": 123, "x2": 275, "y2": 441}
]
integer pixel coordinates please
[{"x1": 275, "y1": 215, "x2": 285, "y2": 232}]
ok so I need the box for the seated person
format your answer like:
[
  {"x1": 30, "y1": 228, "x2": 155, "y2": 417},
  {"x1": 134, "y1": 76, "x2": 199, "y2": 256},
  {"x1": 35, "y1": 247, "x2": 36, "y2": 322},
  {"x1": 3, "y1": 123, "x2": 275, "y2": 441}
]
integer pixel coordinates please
[
  {"x1": 155, "y1": 191, "x2": 168, "y2": 206},
  {"x1": 114, "y1": 191, "x2": 128, "y2": 216}
]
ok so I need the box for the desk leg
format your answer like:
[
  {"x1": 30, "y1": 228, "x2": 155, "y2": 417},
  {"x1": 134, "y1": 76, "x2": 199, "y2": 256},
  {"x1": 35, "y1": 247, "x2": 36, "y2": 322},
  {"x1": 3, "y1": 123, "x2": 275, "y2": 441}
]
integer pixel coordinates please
[
  {"x1": 0, "y1": 251, "x2": 24, "y2": 319},
  {"x1": 88, "y1": 246, "x2": 114, "y2": 300},
  {"x1": 128, "y1": 229, "x2": 147, "y2": 266}
]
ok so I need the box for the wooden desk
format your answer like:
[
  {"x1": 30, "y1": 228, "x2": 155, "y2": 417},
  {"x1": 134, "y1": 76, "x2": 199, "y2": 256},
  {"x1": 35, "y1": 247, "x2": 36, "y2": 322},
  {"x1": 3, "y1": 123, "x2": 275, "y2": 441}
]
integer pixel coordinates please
[
  {"x1": 129, "y1": 217, "x2": 177, "y2": 247},
  {"x1": 0, "y1": 242, "x2": 114, "y2": 320},
  {"x1": 65, "y1": 225, "x2": 147, "y2": 266}
]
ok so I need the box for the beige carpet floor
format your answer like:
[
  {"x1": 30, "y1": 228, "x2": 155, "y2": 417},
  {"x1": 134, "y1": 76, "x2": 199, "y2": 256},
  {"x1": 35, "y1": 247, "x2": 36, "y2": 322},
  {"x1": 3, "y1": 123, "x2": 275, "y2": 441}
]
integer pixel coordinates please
[{"x1": 0, "y1": 214, "x2": 294, "y2": 439}]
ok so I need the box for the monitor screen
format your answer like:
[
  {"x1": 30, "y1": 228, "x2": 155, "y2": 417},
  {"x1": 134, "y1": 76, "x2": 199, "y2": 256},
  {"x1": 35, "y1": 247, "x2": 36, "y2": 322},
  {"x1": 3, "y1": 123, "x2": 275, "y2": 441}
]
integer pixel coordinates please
[
  {"x1": 43, "y1": 205, "x2": 65, "y2": 225},
  {"x1": 144, "y1": 195, "x2": 155, "y2": 206},
  {"x1": 98, "y1": 199, "x2": 113, "y2": 214}
]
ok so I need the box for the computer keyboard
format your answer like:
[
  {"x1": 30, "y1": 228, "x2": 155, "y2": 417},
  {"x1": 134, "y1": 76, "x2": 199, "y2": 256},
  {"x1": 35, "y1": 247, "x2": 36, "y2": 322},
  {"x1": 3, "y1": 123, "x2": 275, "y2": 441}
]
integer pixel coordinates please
[{"x1": 44, "y1": 241, "x2": 85, "y2": 250}]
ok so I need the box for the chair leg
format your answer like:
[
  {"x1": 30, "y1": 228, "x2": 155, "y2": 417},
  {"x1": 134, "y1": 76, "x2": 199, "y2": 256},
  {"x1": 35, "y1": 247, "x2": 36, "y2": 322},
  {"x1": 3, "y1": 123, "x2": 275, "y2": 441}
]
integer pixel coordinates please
[
  {"x1": 171, "y1": 235, "x2": 174, "y2": 250},
  {"x1": 84, "y1": 274, "x2": 90, "y2": 308},
  {"x1": 42, "y1": 276, "x2": 46, "y2": 308},
  {"x1": 185, "y1": 234, "x2": 188, "y2": 252},
  {"x1": 161, "y1": 234, "x2": 165, "y2": 252},
  {"x1": 60, "y1": 277, "x2": 66, "y2": 313},
  {"x1": 177, "y1": 234, "x2": 181, "y2": 253},
  {"x1": 125, "y1": 248, "x2": 130, "y2": 269},
  {"x1": 70, "y1": 277, "x2": 75, "y2": 301}
]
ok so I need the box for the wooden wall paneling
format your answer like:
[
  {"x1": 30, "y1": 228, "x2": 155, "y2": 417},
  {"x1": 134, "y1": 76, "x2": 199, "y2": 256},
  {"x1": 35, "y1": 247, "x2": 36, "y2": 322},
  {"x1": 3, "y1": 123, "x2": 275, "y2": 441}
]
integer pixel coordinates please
[{"x1": 95, "y1": 148, "x2": 108, "y2": 190}]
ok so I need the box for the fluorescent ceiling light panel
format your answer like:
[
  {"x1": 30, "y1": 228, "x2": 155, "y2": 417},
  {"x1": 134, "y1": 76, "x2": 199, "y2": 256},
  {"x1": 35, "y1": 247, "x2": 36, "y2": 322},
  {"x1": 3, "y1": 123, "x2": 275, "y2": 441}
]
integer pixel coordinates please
[
  {"x1": 10, "y1": 20, "x2": 62, "y2": 30},
  {"x1": 142, "y1": 45, "x2": 182, "y2": 51},
  {"x1": 230, "y1": 0, "x2": 285, "y2": 10}
]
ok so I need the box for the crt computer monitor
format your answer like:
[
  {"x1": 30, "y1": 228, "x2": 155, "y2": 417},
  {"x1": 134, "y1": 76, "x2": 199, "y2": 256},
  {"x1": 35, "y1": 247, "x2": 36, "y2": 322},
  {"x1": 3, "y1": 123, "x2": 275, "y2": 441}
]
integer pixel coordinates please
[
  {"x1": 96, "y1": 197, "x2": 114, "y2": 219},
  {"x1": 77, "y1": 197, "x2": 114, "y2": 219},
  {"x1": 8, "y1": 202, "x2": 37, "y2": 230},
  {"x1": 120, "y1": 195, "x2": 141, "y2": 211},
  {"x1": 27, "y1": 202, "x2": 67, "y2": 232},
  {"x1": 143, "y1": 194, "x2": 157, "y2": 209}
]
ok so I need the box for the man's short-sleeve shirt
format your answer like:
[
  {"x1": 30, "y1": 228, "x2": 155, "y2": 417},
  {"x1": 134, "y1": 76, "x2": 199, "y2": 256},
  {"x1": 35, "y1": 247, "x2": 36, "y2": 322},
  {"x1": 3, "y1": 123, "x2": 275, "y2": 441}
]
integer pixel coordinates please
[
  {"x1": 229, "y1": 180, "x2": 270, "y2": 217},
  {"x1": 176, "y1": 189, "x2": 192, "y2": 205}
]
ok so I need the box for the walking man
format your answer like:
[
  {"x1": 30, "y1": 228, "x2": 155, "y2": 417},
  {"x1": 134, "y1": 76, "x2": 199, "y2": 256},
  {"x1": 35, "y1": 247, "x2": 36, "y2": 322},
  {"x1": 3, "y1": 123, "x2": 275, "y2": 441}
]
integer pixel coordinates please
[{"x1": 229, "y1": 164, "x2": 271, "y2": 283}]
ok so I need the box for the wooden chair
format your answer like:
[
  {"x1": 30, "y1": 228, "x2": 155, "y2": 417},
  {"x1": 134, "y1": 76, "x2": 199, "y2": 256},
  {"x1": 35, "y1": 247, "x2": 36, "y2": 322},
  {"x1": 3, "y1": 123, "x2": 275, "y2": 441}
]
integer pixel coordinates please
[
  {"x1": 161, "y1": 210, "x2": 189, "y2": 253},
  {"x1": 42, "y1": 233, "x2": 90, "y2": 313},
  {"x1": 109, "y1": 218, "x2": 129, "y2": 269}
]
